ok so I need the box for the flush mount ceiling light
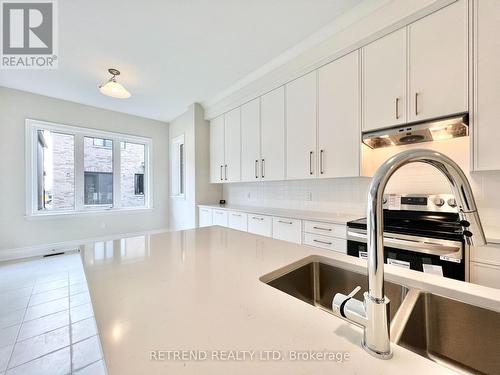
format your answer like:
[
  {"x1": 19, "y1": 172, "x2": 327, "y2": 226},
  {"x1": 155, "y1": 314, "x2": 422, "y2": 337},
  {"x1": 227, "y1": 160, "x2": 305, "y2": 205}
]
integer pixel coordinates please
[{"x1": 99, "y1": 68, "x2": 131, "y2": 99}]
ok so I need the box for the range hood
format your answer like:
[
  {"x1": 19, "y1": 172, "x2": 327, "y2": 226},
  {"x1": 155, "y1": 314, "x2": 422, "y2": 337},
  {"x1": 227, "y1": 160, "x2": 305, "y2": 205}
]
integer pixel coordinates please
[{"x1": 362, "y1": 112, "x2": 469, "y2": 149}]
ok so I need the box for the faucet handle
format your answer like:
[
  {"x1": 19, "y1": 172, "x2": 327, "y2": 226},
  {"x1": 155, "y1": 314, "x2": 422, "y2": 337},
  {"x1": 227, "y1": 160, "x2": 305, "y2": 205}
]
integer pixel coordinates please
[{"x1": 347, "y1": 286, "x2": 362, "y2": 299}]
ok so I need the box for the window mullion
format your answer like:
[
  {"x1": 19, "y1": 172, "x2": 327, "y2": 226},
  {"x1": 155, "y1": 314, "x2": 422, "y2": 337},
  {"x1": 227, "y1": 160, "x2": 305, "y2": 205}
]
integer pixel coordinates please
[
  {"x1": 74, "y1": 134, "x2": 84, "y2": 211},
  {"x1": 113, "y1": 140, "x2": 121, "y2": 208}
]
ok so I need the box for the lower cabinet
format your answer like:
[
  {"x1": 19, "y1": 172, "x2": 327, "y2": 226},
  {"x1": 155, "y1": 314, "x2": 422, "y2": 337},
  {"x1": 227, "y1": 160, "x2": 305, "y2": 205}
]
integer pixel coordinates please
[
  {"x1": 247, "y1": 214, "x2": 273, "y2": 237},
  {"x1": 228, "y1": 211, "x2": 248, "y2": 231},
  {"x1": 302, "y1": 220, "x2": 347, "y2": 254},
  {"x1": 470, "y1": 243, "x2": 500, "y2": 289},
  {"x1": 199, "y1": 208, "x2": 213, "y2": 227},
  {"x1": 212, "y1": 209, "x2": 228, "y2": 227},
  {"x1": 272, "y1": 217, "x2": 302, "y2": 244}
]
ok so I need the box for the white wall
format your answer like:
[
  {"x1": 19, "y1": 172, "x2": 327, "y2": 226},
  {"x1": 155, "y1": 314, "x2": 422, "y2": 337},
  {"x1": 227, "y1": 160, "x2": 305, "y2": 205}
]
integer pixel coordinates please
[
  {"x1": 223, "y1": 137, "x2": 500, "y2": 230},
  {"x1": 0, "y1": 87, "x2": 170, "y2": 252},
  {"x1": 169, "y1": 103, "x2": 221, "y2": 230}
]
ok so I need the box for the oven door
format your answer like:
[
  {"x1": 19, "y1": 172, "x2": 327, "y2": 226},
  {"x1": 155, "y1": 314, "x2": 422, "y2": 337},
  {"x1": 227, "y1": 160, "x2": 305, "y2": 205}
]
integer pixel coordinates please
[{"x1": 347, "y1": 229, "x2": 465, "y2": 281}]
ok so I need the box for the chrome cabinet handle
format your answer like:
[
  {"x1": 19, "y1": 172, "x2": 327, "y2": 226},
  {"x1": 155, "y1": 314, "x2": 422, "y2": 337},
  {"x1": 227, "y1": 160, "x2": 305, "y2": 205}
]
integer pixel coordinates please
[
  {"x1": 220, "y1": 165, "x2": 223, "y2": 180},
  {"x1": 232, "y1": 213, "x2": 242, "y2": 217},
  {"x1": 261, "y1": 159, "x2": 265, "y2": 179},
  {"x1": 415, "y1": 93, "x2": 419, "y2": 116},
  {"x1": 255, "y1": 160, "x2": 259, "y2": 179},
  {"x1": 252, "y1": 216, "x2": 264, "y2": 221},
  {"x1": 224, "y1": 165, "x2": 228, "y2": 180},
  {"x1": 395, "y1": 98, "x2": 400, "y2": 119},
  {"x1": 313, "y1": 239, "x2": 332, "y2": 245},
  {"x1": 320, "y1": 150, "x2": 324, "y2": 175},
  {"x1": 313, "y1": 226, "x2": 332, "y2": 232},
  {"x1": 278, "y1": 220, "x2": 293, "y2": 225},
  {"x1": 309, "y1": 151, "x2": 314, "y2": 175}
]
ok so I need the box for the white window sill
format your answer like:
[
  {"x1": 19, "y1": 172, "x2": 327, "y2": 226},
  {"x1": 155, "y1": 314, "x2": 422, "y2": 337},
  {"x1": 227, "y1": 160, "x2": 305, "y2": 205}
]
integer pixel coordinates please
[{"x1": 25, "y1": 207, "x2": 154, "y2": 220}]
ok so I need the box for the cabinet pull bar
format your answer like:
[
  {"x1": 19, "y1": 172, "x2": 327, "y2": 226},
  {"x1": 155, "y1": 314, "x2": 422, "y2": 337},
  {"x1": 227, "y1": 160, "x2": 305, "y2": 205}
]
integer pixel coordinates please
[
  {"x1": 309, "y1": 151, "x2": 314, "y2": 175},
  {"x1": 320, "y1": 150, "x2": 324, "y2": 175},
  {"x1": 255, "y1": 160, "x2": 259, "y2": 179},
  {"x1": 278, "y1": 220, "x2": 293, "y2": 225},
  {"x1": 314, "y1": 239, "x2": 332, "y2": 245},
  {"x1": 313, "y1": 226, "x2": 332, "y2": 231},
  {"x1": 224, "y1": 165, "x2": 228, "y2": 180},
  {"x1": 415, "y1": 93, "x2": 419, "y2": 116},
  {"x1": 261, "y1": 159, "x2": 265, "y2": 179},
  {"x1": 220, "y1": 165, "x2": 223, "y2": 180},
  {"x1": 252, "y1": 217, "x2": 264, "y2": 221},
  {"x1": 395, "y1": 98, "x2": 400, "y2": 119}
]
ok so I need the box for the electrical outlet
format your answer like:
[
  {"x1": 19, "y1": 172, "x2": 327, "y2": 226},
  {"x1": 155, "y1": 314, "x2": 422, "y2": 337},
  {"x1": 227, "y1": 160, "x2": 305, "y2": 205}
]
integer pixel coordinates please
[{"x1": 306, "y1": 191, "x2": 312, "y2": 201}]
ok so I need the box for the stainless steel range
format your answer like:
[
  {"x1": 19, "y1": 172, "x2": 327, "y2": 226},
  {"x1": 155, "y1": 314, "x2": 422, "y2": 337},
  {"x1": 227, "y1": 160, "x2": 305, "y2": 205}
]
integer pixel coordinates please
[{"x1": 347, "y1": 193, "x2": 467, "y2": 281}]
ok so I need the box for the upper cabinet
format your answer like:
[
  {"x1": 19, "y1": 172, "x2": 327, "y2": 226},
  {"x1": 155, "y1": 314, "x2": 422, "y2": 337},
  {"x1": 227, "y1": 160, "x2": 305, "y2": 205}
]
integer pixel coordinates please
[
  {"x1": 318, "y1": 51, "x2": 360, "y2": 178},
  {"x1": 473, "y1": 0, "x2": 500, "y2": 171},
  {"x1": 363, "y1": 28, "x2": 407, "y2": 131},
  {"x1": 286, "y1": 71, "x2": 318, "y2": 180},
  {"x1": 241, "y1": 98, "x2": 261, "y2": 182},
  {"x1": 223, "y1": 108, "x2": 241, "y2": 182},
  {"x1": 408, "y1": 0, "x2": 468, "y2": 122},
  {"x1": 210, "y1": 115, "x2": 225, "y2": 183},
  {"x1": 261, "y1": 87, "x2": 285, "y2": 181}
]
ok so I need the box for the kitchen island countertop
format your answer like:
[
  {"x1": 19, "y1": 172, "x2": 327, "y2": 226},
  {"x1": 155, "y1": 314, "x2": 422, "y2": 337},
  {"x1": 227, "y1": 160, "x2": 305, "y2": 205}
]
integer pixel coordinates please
[{"x1": 80, "y1": 226, "x2": 500, "y2": 374}]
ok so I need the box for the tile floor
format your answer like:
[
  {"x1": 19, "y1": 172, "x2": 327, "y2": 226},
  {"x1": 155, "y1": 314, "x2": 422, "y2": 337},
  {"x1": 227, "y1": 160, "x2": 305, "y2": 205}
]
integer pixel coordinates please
[{"x1": 0, "y1": 252, "x2": 107, "y2": 374}]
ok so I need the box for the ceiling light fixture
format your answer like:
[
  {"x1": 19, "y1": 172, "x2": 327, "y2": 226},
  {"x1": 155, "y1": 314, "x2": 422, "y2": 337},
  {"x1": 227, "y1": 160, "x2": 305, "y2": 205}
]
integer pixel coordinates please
[{"x1": 99, "y1": 68, "x2": 131, "y2": 99}]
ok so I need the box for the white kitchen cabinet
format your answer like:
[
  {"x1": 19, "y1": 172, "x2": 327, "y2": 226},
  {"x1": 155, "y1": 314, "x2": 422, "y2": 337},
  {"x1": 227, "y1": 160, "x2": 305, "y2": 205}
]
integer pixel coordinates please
[
  {"x1": 286, "y1": 72, "x2": 317, "y2": 180},
  {"x1": 318, "y1": 51, "x2": 360, "y2": 178},
  {"x1": 470, "y1": 262, "x2": 500, "y2": 289},
  {"x1": 247, "y1": 214, "x2": 273, "y2": 237},
  {"x1": 198, "y1": 207, "x2": 213, "y2": 227},
  {"x1": 210, "y1": 116, "x2": 225, "y2": 183},
  {"x1": 241, "y1": 98, "x2": 261, "y2": 182},
  {"x1": 212, "y1": 209, "x2": 228, "y2": 227},
  {"x1": 362, "y1": 28, "x2": 407, "y2": 131},
  {"x1": 473, "y1": 0, "x2": 500, "y2": 171},
  {"x1": 272, "y1": 217, "x2": 302, "y2": 244},
  {"x1": 261, "y1": 86, "x2": 285, "y2": 181},
  {"x1": 224, "y1": 108, "x2": 241, "y2": 182},
  {"x1": 408, "y1": 0, "x2": 468, "y2": 122},
  {"x1": 228, "y1": 211, "x2": 248, "y2": 232},
  {"x1": 303, "y1": 233, "x2": 346, "y2": 254}
]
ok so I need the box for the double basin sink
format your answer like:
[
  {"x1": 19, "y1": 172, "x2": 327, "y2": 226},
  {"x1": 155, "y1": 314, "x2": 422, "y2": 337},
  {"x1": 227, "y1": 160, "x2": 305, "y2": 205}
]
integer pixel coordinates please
[{"x1": 260, "y1": 256, "x2": 500, "y2": 374}]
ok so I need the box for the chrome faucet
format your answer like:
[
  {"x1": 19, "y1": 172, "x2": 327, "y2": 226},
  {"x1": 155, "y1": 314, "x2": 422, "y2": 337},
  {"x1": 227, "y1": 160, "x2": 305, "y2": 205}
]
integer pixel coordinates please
[{"x1": 333, "y1": 149, "x2": 486, "y2": 359}]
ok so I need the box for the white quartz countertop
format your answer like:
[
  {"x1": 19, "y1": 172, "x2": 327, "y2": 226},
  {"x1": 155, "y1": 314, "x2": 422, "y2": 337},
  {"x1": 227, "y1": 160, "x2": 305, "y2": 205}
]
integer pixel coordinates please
[
  {"x1": 80, "y1": 227, "x2": 500, "y2": 374},
  {"x1": 198, "y1": 203, "x2": 361, "y2": 224}
]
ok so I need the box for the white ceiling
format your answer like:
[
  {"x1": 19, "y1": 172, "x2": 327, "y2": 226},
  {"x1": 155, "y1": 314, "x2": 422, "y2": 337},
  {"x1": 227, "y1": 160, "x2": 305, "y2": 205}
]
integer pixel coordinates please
[{"x1": 0, "y1": 0, "x2": 364, "y2": 122}]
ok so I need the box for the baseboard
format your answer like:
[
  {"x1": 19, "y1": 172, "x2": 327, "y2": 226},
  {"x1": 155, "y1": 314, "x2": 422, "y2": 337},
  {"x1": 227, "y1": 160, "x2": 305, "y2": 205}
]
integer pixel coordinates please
[{"x1": 0, "y1": 228, "x2": 171, "y2": 262}]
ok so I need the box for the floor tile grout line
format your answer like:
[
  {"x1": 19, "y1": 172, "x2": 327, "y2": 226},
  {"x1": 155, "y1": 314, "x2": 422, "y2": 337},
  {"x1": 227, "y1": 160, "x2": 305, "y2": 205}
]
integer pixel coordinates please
[
  {"x1": 4, "y1": 272, "x2": 36, "y2": 371},
  {"x1": 70, "y1": 358, "x2": 103, "y2": 374}
]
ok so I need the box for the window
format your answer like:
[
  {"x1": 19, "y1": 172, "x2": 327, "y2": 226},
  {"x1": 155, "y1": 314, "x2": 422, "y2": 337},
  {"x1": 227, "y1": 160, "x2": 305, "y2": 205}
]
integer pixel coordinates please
[
  {"x1": 170, "y1": 135, "x2": 185, "y2": 198},
  {"x1": 26, "y1": 119, "x2": 152, "y2": 216}
]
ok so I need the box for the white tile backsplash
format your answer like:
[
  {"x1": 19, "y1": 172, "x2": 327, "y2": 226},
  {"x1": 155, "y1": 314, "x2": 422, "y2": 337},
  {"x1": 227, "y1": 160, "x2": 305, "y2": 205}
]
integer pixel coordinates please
[{"x1": 223, "y1": 138, "x2": 500, "y2": 228}]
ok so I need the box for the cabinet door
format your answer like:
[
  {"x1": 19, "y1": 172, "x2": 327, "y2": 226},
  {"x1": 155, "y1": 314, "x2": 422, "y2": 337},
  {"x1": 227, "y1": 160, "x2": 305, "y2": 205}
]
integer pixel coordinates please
[
  {"x1": 474, "y1": 0, "x2": 500, "y2": 171},
  {"x1": 470, "y1": 262, "x2": 500, "y2": 289},
  {"x1": 212, "y1": 209, "x2": 228, "y2": 227},
  {"x1": 318, "y1": 51, "x2": 360, "y2": 178},
  {"x1": 210, "y1": 116, "x2": 225, "y2": 183},
  {"x1": 224, "y1": 108, "x2": 241, "y2": 182},
  {"x1": 228, "y1": 211, "x2": 248, "y2": 232},
  {"x1": 261, "y1": 87, "x2": 285, "y2": 181},
  {"x1": 198, "y1": 208, "x2": 213, "y2": 227},
  {"x1": 286, "y1": 71, "x2": 317, "y2": 180},
  {"x1": 363, "y1": 28, "x2": 406, "y2": 131},
  {"x1": 247, "y1": 214, "x2": 272, "y2": 237},
  {"x1": 240, "y1": 98, "x2": 261, "y2": 182},
  {"x1": 272, "y1": 217, "x2": 302, "y2": 244},
  {"x1": 409, "y1": 0, "x2": 468, "y2": 122}
]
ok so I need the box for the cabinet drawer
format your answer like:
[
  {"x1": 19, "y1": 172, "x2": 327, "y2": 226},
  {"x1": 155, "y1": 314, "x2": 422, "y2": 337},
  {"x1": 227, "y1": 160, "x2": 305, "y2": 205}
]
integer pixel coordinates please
[
  {"x1": 303, "y1": 221, "x2": 346, "y2": 239},
  {"x1": 198, "y1": 208, "x2": 213, "y2": 228},
  {"x1": 228, "y1": 211, "x2": 248, "y2": 232},
  {"x1": 303, "y1": 233, "x2": 347, "y2": 253},
  {"x1": 272, "y1": 217, "x2": 301, "y2": 244},
  {"x1": 471, "y1": 244, "x2": 500, "y2": 266},
  {"x1": 248, "y1": 214, "x2": 272, "y2": 237},
  {"x1": 470, "y1": 262, "x2": 500, "y2": 289},
  {"x1": 212, "y1": 209, "x2": 228, "y2": 227}
]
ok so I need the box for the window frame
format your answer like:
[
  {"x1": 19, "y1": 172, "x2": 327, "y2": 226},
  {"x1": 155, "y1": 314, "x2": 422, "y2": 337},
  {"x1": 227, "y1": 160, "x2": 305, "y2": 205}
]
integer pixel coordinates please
[
  {"x1": 170, "y1": 134, "x2": 185, "y2": 199},
  {"x1": 26, "y1": 119, "x2": 153, "y2": 217}
]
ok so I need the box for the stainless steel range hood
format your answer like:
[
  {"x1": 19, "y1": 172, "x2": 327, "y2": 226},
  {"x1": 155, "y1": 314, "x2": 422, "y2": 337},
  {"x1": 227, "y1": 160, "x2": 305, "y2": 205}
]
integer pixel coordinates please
[{"x1": 362, "y1": 113, "x2": 469, "y2": 149}]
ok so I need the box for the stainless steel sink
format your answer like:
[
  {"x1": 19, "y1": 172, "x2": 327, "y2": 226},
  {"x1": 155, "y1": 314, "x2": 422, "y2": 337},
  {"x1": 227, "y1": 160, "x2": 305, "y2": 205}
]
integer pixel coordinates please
[
  {"x1": 261, "y1": 259, "x2": 408, "y2": 322},
  {"x1": 393, "y1": 292, "x2": 500, "y2": 375},
  {"x1": 262, "y1": 256, "x2": 500, "y2": 374}
]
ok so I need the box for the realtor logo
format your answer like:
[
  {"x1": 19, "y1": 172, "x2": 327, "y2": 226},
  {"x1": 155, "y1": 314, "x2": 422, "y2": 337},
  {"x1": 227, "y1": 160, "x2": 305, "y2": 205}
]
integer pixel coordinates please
[{"x1": 1, "y1": 0, "x2": 58, "y2": 68}]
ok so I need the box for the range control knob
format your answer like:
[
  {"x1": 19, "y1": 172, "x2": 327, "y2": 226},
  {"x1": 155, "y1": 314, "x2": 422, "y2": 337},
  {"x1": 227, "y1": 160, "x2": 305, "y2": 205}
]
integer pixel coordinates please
[
  {"x1": 448, "y1": 198, "x2": 457, "y2": 208},
  {"x1": 433, "y1": 198, "x2": 445, "y2": 207},
  {"x1": 383, "y1": 197, "x2": 388, "y2": 204}
]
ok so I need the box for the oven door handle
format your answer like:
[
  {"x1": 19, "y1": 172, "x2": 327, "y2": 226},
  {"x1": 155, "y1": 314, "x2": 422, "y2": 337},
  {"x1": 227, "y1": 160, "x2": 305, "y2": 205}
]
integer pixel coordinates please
[{"x1": 347, "y1": 231, "x2": 462, "y2": 261}]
